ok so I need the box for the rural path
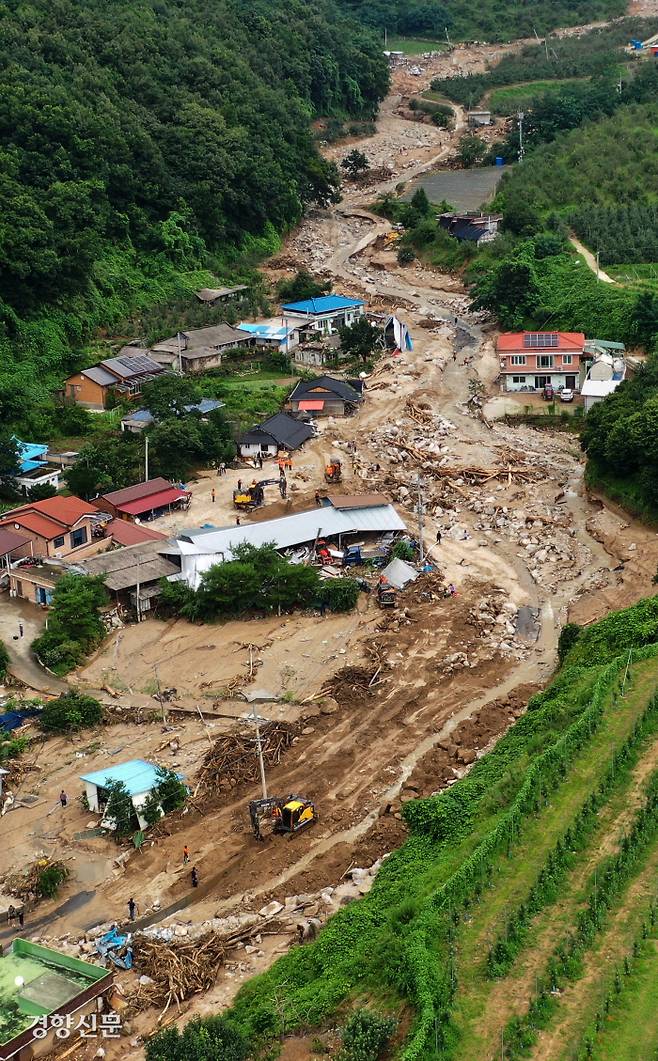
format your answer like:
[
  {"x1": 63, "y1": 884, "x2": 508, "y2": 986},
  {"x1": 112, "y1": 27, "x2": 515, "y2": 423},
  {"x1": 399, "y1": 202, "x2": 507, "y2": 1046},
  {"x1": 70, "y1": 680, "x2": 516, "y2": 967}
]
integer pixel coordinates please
[{"x1": 569, "y1": 235, "x2": 618, "y2": 284}]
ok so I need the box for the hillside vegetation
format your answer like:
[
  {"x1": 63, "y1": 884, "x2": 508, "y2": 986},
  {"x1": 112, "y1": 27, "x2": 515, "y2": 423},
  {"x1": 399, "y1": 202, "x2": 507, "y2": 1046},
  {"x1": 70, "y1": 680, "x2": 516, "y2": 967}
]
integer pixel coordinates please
[
  {"x1": 431, "y1": 18, "x2": 655, "y2": 105},
  {"x1": 338, "y1": 0, "x2": 625, "y2": 43},
  {"x1": 187, "y1": 595, "x2": 658, "y2": 1059},
  {"x1": 0, "y1": 0, "x2": 387, "y2": 429}
]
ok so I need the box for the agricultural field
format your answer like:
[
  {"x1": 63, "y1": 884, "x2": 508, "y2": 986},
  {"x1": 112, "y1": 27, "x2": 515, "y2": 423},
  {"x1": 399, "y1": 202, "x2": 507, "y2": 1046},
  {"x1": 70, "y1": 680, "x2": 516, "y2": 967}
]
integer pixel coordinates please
[
  {"x1": 607, "y1": 262, "x2": 658, "y2": 292},
  {"x1": 487, "y1": 78, "x2": 585, "y2": 114},
  {"x1": 386, "y1": 36, "x2": 445, "y2": 54},
  {"x1": 223, "y1": 598, "x2": 658, "y2": 1060}
]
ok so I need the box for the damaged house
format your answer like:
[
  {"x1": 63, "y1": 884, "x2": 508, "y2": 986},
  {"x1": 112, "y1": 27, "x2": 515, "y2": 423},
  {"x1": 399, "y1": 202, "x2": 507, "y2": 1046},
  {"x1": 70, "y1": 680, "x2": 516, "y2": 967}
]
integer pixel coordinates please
[{"x1": 288, "y1": 376, "x2": 364, "y2": 417}]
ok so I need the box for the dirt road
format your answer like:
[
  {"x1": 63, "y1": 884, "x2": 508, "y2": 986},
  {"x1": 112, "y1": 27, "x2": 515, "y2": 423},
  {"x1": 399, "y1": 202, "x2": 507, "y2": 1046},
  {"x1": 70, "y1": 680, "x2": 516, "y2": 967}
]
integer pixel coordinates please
[{"x1": 11, "y1": 19, "x2": 658, "y2": 1055}]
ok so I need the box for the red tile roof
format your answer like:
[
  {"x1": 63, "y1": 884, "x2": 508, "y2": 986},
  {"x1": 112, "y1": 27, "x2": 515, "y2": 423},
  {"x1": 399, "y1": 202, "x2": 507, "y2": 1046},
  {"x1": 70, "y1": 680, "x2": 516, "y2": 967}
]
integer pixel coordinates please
[
  {"x1": 2, "y1": 511, "x2": 66, "y2": 540},
  {"x1": 2, "y1": 495, "x2": 99, "y2": 527},
  {"x1": 115, "y1": 487, "x2": 188, "y2": 516},
  {"x1": 106, "y1": 519, "x2": 166, "y2": 546},
  {"x1": 497, "y1": 332, "x2": 585, "y2": 353},
  {"x1": 0, "y1": 526, "x2": 32, "y2": 556},
  {"x1": 100, "y1": 477, "x2": 174, "y2": 507}
]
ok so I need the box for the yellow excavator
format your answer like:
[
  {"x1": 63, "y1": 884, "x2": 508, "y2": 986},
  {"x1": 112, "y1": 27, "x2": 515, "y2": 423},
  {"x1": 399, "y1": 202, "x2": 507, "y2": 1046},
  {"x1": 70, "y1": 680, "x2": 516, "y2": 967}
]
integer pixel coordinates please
[
  {"x1": 324, "y1": 456, "x2": 342, "y2": 484},
  {"x1": 249, "y1": 795, "x2": 317, "y2": 840},
  {"x1": 233, "y1": 478, "x2": 280, "y2": 511}
]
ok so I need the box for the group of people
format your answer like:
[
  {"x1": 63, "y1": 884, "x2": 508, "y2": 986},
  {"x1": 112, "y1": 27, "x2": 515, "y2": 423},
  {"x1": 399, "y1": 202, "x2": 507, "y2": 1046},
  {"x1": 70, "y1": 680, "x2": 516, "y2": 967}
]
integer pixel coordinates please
[{"x1": 6, "y1": 904, "x2": 25, "y2": 928}]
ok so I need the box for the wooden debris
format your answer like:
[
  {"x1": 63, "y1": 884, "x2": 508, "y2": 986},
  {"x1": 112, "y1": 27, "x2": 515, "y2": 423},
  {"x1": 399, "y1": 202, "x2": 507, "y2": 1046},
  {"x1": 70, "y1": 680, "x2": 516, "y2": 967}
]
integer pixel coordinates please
[
  {"x1": 194, "y1": 721, "x2": 297, "y2": 798},
  {"x1": 129, "y1": 931, "x2": 226, "y2": 1019}
]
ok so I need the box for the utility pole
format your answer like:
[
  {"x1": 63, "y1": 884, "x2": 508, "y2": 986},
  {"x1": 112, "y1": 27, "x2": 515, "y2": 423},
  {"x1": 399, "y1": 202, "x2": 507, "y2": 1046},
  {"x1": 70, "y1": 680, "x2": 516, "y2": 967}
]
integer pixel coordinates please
[
  {"x1": 384, "y1": 26, "x2": 388, "y2": 48},
  {"x1": 154, "y1": 662, "x2": 166, "y2": 724},
  {"x1": 445, "y1": 26, "x2": 452, "y2": 48},
  {"x1": 144, "y1": 434, "x2": 149, "y2": 482},
  {"x1": 176, "y1": 331, "x2": 183, "y2": 375},
  {"x1": 135, "y1": 560, "x2": 142, "y2": 624},
  {"x1": 416, "y1": 474, "x2": 425, "y2": 565},
  {"x1": 595, "y1": 250, "x2": 600, "y2": 279},
  {"x1": 517, "y1": 111, "x2": 525, "y2": 161}
]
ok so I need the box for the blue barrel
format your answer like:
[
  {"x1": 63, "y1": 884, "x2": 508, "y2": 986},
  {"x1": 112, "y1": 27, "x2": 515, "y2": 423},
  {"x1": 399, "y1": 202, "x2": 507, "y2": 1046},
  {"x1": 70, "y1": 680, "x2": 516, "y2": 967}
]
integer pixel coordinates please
[{"x1": 495, "y1": 156, "x2": 504, "y2": 166}]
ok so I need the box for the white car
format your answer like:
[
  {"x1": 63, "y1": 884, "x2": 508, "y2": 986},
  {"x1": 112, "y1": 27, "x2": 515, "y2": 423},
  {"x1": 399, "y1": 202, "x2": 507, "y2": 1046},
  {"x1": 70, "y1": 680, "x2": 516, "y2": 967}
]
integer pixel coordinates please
[{"x1": 560, "y1": 388, "x2": 574, "y2": 403}]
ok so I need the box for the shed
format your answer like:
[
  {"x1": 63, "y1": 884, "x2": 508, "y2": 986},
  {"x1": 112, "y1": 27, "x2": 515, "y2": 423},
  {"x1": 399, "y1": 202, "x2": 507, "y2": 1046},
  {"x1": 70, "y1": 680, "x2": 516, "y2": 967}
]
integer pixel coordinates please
[
  {"x1": 380, "y1": 557, "x2": 419, "y2": 589},
  {"x1": 96, "y1": 478, "x2": 190, "y2": 521},
  {"x1": 80, "y1": 759, "x2": 182, "y2": 830},
  {"x1": 195, "y1": 285, "x2": 248, "y2": 304}
]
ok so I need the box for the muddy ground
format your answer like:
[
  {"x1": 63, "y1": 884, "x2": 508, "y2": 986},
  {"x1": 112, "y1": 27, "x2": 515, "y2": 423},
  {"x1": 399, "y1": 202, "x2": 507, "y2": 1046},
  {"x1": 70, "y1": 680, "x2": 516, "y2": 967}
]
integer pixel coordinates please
[{"x1": 3, "y1": 10, "x2": 658, "y2": 1058}]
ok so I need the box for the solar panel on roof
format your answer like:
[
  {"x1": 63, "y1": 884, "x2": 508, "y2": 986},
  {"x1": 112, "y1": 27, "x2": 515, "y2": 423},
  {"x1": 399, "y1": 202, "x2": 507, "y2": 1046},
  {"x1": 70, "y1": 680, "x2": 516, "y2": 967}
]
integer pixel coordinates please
[{"x1": 523, "y1": 333, "x2": 559, "y2": 349}]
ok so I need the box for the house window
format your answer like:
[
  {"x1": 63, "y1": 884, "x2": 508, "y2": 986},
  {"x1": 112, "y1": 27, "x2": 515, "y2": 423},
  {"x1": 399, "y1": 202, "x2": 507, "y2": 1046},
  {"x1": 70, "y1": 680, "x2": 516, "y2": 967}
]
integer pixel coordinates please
[
  {"x1": 512, "y1": 376, "x2": 527, "y2": 384},
  {"x1": 53, "y1": 535, "x2": 65, "y2": 549},
  {"x1": 71, "y1": 527, "x2": 88, "y2": 548},
  {"x1": 562, "y1": 355, "x2": 573, "y2": 365},
  {"x1": 538, "y1": 355, "x2": 553, "y2": 368},
  {"x1": 511, "y1": 355, "x2": 526, "y2": 366}
]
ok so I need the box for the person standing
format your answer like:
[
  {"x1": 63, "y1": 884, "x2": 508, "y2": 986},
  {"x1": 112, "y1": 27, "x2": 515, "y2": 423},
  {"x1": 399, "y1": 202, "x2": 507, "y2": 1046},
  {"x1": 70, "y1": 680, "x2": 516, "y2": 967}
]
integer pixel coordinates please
[
  {"x1": 17, "y1": 909, "x2": 24, "y2": 929},
  {"x1": 183, "y1": 845, "x2": 190, "y2": 864},
  {"x1": 436, "y1": 529, "x2": 442, "y2": 545},
  {"x1": 7, "y1": 905, "x2": 15, "y2": 926},
  {"x1": 315, "y1": 491, "x2": 321, "y2": 506},
  {"x1": 59, "y1": 790, "x2": 68, "y2": 808},
  {"x1": 128, "y1": 898, "x2": 136, "y2": 921},
  {"x1": 211, "y1": 488, "x2": 216, "y2": 504},
  {"x1": 219, "y1": 462, "x2": 225, "y2": 476},
  {"x1": 236, "y1": 516, "x2": 241, "y2": 526},
  {"x1": 191, "y1": 866, "x2": 199, "y2": 888},
  {"x1": 18, "y1": 623, "x2": 24, "y2": 638},
  {"x1": 237, "y1": 479, "x2": 242, "y2": 492}
]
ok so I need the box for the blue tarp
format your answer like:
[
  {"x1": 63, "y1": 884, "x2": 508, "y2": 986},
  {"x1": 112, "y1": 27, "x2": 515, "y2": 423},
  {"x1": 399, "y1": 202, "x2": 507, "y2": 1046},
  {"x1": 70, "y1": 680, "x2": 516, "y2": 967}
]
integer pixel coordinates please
[{"x1": 0, "y1": 708, "x2": 41, "y2": 732}]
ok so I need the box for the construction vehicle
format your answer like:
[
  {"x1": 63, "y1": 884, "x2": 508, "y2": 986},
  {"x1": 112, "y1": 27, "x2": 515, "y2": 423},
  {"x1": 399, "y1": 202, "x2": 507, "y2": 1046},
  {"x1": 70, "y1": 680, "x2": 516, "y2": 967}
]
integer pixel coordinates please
[
  {"x1": 324, "y1": 456, "x2": 342, "y2": 484},
  {"x1": 376, "y1": 577, "x2": 396, "y2": 608},
  {"x1": 233, "y1": 479, "x2": 280, "y2": 511},
  {"x1": 249, "y1": 795, "x2": 317, "y2": 840}
]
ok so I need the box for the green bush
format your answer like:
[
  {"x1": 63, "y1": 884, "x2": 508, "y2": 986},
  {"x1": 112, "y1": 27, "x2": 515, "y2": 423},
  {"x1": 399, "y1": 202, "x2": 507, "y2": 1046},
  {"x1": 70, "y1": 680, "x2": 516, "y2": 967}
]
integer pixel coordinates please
[
  {"x1": 32, "y1": 574, "x2": 108, "y2": 674},
  {"x1": 145, "y1": 1016, "x2": 248, "y2": 1061},
  {"x1": 0, "y1": 639, "x2": 9, "y2": 682},
  {"x1": 37, "y1": 863, "x2": 69, "y2": 899},
  {"x1": 392, "y1": 540, "x2": 415, "y2": 562},
  {"x1": 38, "y1": 692, "x2": 103, "y2": 734},
  {"x1": 141, "y1": 767, "x2": 188, "y2": 826},
  {"x1": 339, "y1": 1009, "x2": 397, "y2": 1061},
  {"x1": 319, "y1": 578, "x2": 361, "y2": 613}
]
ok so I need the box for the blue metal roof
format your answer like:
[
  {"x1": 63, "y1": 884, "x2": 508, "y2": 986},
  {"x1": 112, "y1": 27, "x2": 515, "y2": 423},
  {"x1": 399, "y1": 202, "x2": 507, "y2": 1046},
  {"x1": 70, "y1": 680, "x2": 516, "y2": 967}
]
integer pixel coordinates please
[
  {"x1": 281, "y1": 295, "x2": 364, "y2": 315},
  {"x1": 238, "y1": 323, "x2": 293, "y2": 341},
  {"x1": 80, "y1": 759, "x2": 164, "y2": 796},
  {"x1": 13, "y1": 437, "x2": 48, "y2": 474}
]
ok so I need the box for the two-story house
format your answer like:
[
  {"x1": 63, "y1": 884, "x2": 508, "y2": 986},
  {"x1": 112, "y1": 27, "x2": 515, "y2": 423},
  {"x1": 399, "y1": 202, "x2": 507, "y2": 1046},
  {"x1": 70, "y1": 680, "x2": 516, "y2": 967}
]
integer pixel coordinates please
[
  {"x1": 0, "y1": 496, "x2": 107, "y2": 561},
  {"x1": 497, "y1": 332, "x2": 586, "y2": 393}
]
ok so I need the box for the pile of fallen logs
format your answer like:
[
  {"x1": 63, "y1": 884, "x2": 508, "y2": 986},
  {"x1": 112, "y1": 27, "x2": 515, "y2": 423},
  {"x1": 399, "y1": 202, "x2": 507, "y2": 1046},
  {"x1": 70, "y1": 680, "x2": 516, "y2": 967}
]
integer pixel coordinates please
[
  {"x1": 129, "y1": 931, "x2": 226, "y2": 1018},
  {"x1": 389, "y1": 438, "x2": 544, "y2": 485},
  {"x1": 194, "y1": 722, "x2": 296, "y2": 798},
  {"x1": 3, "y1": 858, "x2": 69, "y2": 904}
]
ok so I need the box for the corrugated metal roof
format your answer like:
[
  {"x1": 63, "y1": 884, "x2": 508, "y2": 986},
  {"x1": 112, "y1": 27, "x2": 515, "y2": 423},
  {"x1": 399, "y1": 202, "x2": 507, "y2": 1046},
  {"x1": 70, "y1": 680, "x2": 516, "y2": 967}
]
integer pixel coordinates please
[
  {"x1": 82, "y1": 366, "x2": 119, "y2": 387},
  {"x1": 101, "y1": 477, "x2": 174, "y2": 507},
  {"x1": 177, "y1": 505, "x2": 406, "y2": 587},
  {"x1": 80, "y1": 759, "x2": 162, "y2": 796},
  {"x1": 281, "y1": 296, "x2": 364, "y2": 314},
  {"x1": 581, "y1": 380, "x2": 621, "y2": 398}
]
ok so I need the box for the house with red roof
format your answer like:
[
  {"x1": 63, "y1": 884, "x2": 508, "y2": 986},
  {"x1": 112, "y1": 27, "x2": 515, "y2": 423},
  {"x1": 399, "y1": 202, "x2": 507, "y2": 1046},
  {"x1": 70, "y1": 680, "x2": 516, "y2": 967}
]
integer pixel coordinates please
[
  {"x1": 0, "y1": 496, "x2": 108, "y2": 560},
  {"x1": 496, "y1": 332, "x2": 585, "y2": 393},
  {"x1": 95, "y1": 478, "x2": 190, "y2": 523}
]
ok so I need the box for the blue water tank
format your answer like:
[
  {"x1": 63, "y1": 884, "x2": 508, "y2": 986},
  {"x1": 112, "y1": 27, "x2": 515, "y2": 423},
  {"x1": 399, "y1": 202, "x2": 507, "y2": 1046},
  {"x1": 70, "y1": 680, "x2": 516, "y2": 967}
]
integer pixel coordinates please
[{"x1": 495, "y1": 156, "x2": 504, "y2": 166}]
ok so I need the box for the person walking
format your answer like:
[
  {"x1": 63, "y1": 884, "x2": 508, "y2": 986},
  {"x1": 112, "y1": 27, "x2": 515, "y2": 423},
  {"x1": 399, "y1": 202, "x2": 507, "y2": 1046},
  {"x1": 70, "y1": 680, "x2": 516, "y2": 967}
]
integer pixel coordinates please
[
  {"x1": 183, "y1": 845, "x2": 190, "y2": 864},
  {"x1": 18, "y1": 622, "x2": 24, "y2": 638},
  {"x1": 315, "y1": 491, "x2": 321, "y2": 506},
  {"x1": 211, "y1": 488, "x2": 216, "y2": 504},
  {"x1": 17, "y1": 909, "x2": 24, "y2": 929},
  {"x1": 237, "y1": 478, "x2": 242, "y2": 492},
  {"x1": 7, "y1": 905, "x2": 15, "y2": 926},
  {"x1": 436, "y1": 529, "x2": 442, "y2": 545},
  {"x1": 236, "y1": 516, "x2": 241, "y2": 526},
  {"x1": 452, "y1": 350, "x2": 457, "y2": 362},
  {"x1": 59, "y1": 790, "x2": 68, "y2": 808},
  {"x1": 219, "y1": 462, "x2": 225, "y2": 476},
  {"x1": 191, "y1": 866, "x2": 199, "y2": 888},
  {"x1": 128, "y1": 898, "x2": 136, "y2": 921}
]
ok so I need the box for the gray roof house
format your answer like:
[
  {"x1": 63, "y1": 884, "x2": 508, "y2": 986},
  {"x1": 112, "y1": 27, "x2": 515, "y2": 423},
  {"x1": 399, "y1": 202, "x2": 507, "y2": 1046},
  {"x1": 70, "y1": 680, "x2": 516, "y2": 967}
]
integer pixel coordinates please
[
  {"x1": 238, "y1": 412, "x2": 315, "y2": 458},
  {"x1": 151, "y1": 324, "x2": 254, "y2": 374}
]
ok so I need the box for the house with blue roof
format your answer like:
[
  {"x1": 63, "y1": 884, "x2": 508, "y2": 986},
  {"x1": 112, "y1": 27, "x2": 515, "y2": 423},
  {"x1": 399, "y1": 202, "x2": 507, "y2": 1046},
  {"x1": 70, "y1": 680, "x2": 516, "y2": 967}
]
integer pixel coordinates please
[
  {"x1": 80, "y1": 759, "x2": 186, "y2": 831},
  {"x1": 120, "y1": 398, "x2": 225, "y2": 434},
  {"x1": 281, "y1": 294, "x2": 365, "y2": 337},
  {"x1": 237, "y1": 318, "x2": 301, "y2": 353},
  {"x1": 12, "y1": 437, "x2": 61, "y2": 495}
]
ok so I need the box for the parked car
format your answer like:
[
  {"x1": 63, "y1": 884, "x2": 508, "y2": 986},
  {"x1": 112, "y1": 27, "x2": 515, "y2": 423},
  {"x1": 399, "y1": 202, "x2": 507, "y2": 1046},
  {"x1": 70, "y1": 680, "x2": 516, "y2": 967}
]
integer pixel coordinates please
[{"x1": 560, "y1": 388, "x2": 574, "y2": 403}]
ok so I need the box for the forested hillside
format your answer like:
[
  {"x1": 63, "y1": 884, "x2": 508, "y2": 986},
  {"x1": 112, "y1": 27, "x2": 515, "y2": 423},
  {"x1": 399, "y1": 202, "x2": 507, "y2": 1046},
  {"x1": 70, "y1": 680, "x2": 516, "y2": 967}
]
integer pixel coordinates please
[
  {"x1": 338, "y1": 0, "x2": 624, "y2": 42},
  {"x1": 0, "y1": 0, "x2": 387, "y2": 426},
  {"x1": 431, "y1": 18, "x2": 654, "y2": 105}
]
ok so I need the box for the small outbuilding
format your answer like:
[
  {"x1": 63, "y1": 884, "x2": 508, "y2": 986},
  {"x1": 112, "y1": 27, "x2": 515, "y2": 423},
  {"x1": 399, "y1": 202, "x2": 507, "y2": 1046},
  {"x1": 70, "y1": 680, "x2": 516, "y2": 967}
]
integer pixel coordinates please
[
  {"x1": 95, "y1": 478, "x2": 191, "y2": 522},
  {"x1": 195, "y1": 285, "x2": 248, "y2": 305},
  {"x1": 80, "y1": 759, "x2": 183, "y2": 831},
  {"x1": 237, "y1": 319, "x2": 300, "y2": 352}
]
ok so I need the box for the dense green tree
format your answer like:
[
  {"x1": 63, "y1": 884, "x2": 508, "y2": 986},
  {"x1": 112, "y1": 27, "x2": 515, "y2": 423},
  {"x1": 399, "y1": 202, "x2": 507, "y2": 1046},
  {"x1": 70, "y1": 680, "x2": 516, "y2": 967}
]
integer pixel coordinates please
[
  {"x1": 458, "y1": 135, "x2": 487, "y2": 169},
  {"x1": 32, "y1": 574, "x2": 108, "y2": 674},
  {"x1": 141, "y1": 375, "x2": 201, "y2": 422},
  {"x1": 410, "y1": 187, "x2": 431, "y2": 217},
  {"x1": 0, "y1": 433, "x2": 20, "y2": 498},
  {"x1": 341, "y1": 149, "x2": 370, "y2": 179},
  {"x1": 103, "y1": 778, "x2": 135, "y2": 838},
  {"x1": 339, "y1": 318, "x2": 383, "y2": 363},
  {"x1": 0, "y1": 640, "x2": 8, "y2": 682},
  {"x1": 39, "y1": 692, "x2": 103, "y2": 734},
  {"x1": 145, "y1": 1016, "x2": 248, "y2": 1061},
  {"x1": 64, "y1": 435, "x2": 142, "y2": 499},
  {"x1": 277, "y1": 270, "x2": 331, "y2": 304}
]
